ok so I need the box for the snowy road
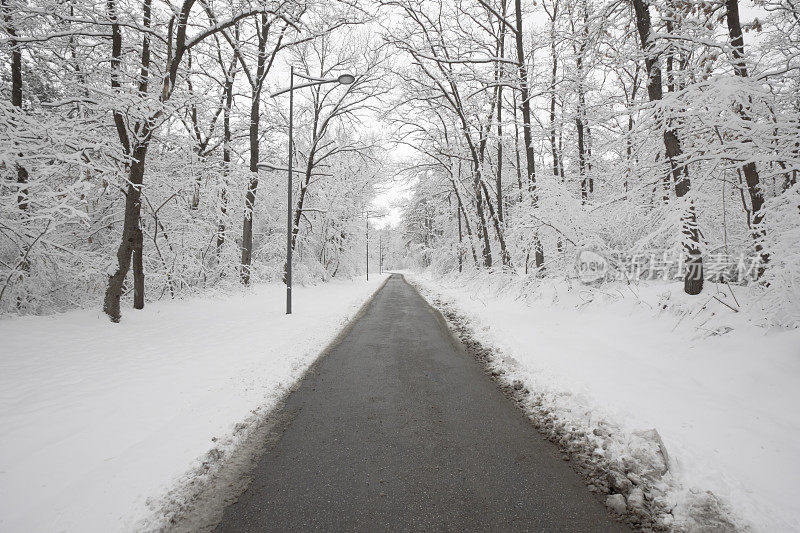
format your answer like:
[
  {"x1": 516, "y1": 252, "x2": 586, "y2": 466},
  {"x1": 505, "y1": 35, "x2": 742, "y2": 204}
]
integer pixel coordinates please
[{"x1": 215, "y1": 274, "x2": 626, "y2": 531}]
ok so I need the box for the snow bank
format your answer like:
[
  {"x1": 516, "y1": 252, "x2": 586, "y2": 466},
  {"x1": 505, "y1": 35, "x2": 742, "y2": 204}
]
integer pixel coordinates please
[
  {"x1": 406, "y1": 271, "x2": 800, "y2": 532},
  {"x1": 0, "y1": 275, "x2": 387, "y2": 532}
]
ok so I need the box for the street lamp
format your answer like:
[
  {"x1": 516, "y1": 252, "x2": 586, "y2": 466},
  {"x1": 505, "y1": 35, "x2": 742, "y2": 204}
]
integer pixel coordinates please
[
  {"x1": 363, "y1": 210, "x2": 387, "y2": 281},
  {"x1": 270, "y1": 67, "x2": 355, "y2": 315}
]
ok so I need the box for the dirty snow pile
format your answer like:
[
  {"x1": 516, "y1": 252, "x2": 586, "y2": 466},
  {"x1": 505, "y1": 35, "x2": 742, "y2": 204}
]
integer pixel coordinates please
[
  {"x1": 0, "y1": 275, "x2": 387, "y2": 532},
  {"x1": 406, "y1": 271, "x2": 800, "y2": 532}
]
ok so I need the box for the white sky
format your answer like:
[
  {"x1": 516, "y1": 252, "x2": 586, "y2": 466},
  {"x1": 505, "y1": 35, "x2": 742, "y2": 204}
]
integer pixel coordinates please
[{"x1": 371, "y1": 141, "x2": 416, "y2": 229}]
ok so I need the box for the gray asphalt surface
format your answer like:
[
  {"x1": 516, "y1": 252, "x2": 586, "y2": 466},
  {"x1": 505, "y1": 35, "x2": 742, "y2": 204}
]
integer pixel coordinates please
[{"x1": 215, "y1": 274, "x2": 627, "y2": 532}]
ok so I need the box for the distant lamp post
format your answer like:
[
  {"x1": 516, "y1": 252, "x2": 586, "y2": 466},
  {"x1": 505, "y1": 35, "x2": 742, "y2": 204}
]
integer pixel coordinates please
[
  {"x1": 269, "y1": 68, "x2": 355, "y2": 315},
  {"x1": 364, "y1": 210, "x2": 387, "y2": 281}
]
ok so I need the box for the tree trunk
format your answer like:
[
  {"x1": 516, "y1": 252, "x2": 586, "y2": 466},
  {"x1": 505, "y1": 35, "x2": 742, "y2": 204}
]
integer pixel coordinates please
[
  {"x1": 577, "y1": 112, "x2": 588, "y2": 202},
  {"x1": 513, "y1": 103, "x2": 524, "y2": 202},
  {"x1": 240, "y1": 92, "x2": 261, "y2": 284},
  {"x1": 103, "y1": 0, "x2": 156, "y2": 319},
  {"x1": 514, "y1": 0, "x2": 544, "y2": 269},
  {"x1": 496, "y1": 81, "x2": 504, "y2": 224},
  {"x1": 104, "y1": 146, "x2": 147, "y2": 321},
  {"x1": 632, "y1": 0, "x2": 702, "y2": 295},
  {"x1": 127, "y1": 0, "x2": 151, "y2": 309},
  {"x1": 496, "y1": 0, "x2": 507, "y2": 223},
  {"x1": 3, "y1": 0, "x2": 29, "y2": 309},
  {"x1": 190, "y1": 154, "x2": 203, "y2": 210},
  {"x1": 474, "y1": 168, "x2": 493, "y2": 267},
  {"x1": 683, "y1": 202, "x2": 703, "y2": 295},
  {"x1": 624, "y1": 68, "x2": 639, "y2": 195},
  {"x1": 481, "y1": 181, "x2": 512, "y2": 267},
  {"x1": 240, "y1": 16, "x2": 268, "y2": 285},
  {"x1": 217, "y1": 190, "x2": 228, "y2": 253},
  {"x1": 2, "y1": 0, "x2": 29, "y2": 210},
  {"x1": 575, "y1": 2, "x2": 591, "y2": 203},
  {"x1": 217, "y1": 70, "x2": 234, "y2": 255},
  {"x1": 514, "y1": 0, "x2": 536, "y2": 194},
  {"x1": 291, "y1": 168, "x2": 311, "y2": 252},
  {"x1": 452, "y1": 178, "x2": 479, "y2": 266},
  {"x1": 725, "y1": 0, "x2": 767, "y2": 271},
  {"x1": 132, "y1": 227, "x2": 144, "y2": 309},
  {"x1": 457, "y1": 200, "x2": 463, "y2": 272},
  {"x1": 548, "y1": 2, "x2": 561, "y2": 180}
]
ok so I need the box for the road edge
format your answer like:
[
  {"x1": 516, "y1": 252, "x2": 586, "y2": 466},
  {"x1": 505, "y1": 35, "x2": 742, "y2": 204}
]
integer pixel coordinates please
[
  {"x1": 400, "y1": 273, "x2": 648, "y2": 531},
  {"x1": 147, "y1": 275, "x2": 392, "y2": 533}
]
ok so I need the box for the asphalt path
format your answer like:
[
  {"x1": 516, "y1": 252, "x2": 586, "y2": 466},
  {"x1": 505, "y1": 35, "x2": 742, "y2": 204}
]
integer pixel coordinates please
[{"x1": 215, "y1": 274, "x2": 627, "y2": 532}]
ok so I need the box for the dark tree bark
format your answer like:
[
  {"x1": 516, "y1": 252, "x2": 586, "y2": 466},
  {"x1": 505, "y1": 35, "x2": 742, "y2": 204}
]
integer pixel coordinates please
[
  {"x1": 239, "y1": 16, "x2": 287, "y2": 284},
  {"x1": 473, "y1": 167, "x2": 493, "y2": 267},
  {"x1": 632, "y1": 0, "x2": 703, "y2": 295},
  {"x1": 291, "y1": 83, "x2": 325, "y2": 254},
  {"x1": 104, "y1": 0, "x2": 274, "y2": 319},
  {"x1": 104, "y1": 0, "x2": 160, "y2": 319},
  {"x1": 240, "y1": 90, "x2": 261, "y2": 283},
  {"x1": 438, "y1": 81, "x2": 492, "y2": 267},
  {"x1": 217, "y1": 63, "x2": 235, "y2": 254},
  {"x1": 456, "y1": 199, "x2": 463, "y2": 272},
  {"x1": 514, "y1": 0, "x2": 544, "y2": 268},
  {"x1": 514, "y1": 0, "x2": 536, "y2": 194},
  {"x1": 574, "y1": 1, "x2": 591, "y2": 203},
  {"x1": 291, "y1": 166, "x2": 311, "y2": 253},
  {"x1": 104, "y1": 146, "x2": 148, "y2": 321},
  {"x1": 546, "y1": 0, "x2": 562, "y2": 181},
  {"x1": 476, "y1": 73, "x2": 510, "y2": 267},
  {"x1": 132, "y1": 227, "x2": 144, "y2": 309},
  {"x1": 448, "y1": 89, "x2": 492, "y2": 267},
  {"x1": 512, "y1": 102, "x2": 524, "y2": 202},
  {"x1": 130, "y1": 0, "x2": 151, "y2": 309},
  {"x1": 3, "y1": 0, "x2": 30, "y2": 309},
  {"x1": 576, "y1": 109, "x2": 588, "y2": 202},
  {"x1": 665, "y1": 4, "x2": 676, "y2": 95},
  {"x1": 103, "y1": 0, "x2": 140, "y2": 321},
  {"x1": 451, "y1": 177, "x2": 479, "y2": 266},
  {"x1": 2, "y1": 0, "x2": 28, "y2": 210},
  {"x1": 725, "y1": 0, "x2": 767, "y2": 271},
  {"x1": 623, "y1": 67, "x2": 640, "y2": 195},
  {"x1": 496, "y1": 71, "x2": 504, "y2": 225},
  {"x1": 481, "y1": 180, "x2": 512, "y2": 267},
  {"x1": 240, "y1": 15, "x2": 270, "y2": 285},
  {"x1": 495, "y1": 0, "x2": 507, "y2": 224},
  {"x1": 185, "y1": 52, "x2": 216, "y2": 211}
]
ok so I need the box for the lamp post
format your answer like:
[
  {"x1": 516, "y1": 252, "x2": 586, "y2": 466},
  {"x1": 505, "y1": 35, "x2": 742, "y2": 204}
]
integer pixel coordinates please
[
  {"x1": 364, "y1": 210, "x2": 387, "y2": 281},
  {"x1": 365, "y1": 210, "x2": 373, "y2": 281},
  {"x1": 270, "y1": 68, "x2": 355, "y2": 314}
]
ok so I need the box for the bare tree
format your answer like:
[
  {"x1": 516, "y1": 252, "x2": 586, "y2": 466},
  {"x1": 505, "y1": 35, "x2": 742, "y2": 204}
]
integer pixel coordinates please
[
  {"x1": 631, "y1": 0, "x2": 703, "y2": 295},
  {"x1": 102, "y1": 0, "x2": 295, "y2": 320}
]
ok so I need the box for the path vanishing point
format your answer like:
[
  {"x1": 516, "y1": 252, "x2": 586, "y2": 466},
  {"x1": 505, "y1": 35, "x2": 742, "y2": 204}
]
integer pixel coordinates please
[{"x1": 215, "y1": 274, "x2": 627, "y2": 532}]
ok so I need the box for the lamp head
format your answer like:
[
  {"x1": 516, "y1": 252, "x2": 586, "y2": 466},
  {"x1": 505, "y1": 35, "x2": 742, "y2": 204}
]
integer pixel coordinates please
[{"x1": 337, "y1": 74, "x2": 356, "y2": 85}]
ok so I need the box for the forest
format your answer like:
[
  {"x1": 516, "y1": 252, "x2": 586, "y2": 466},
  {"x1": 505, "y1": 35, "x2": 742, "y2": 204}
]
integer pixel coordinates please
[
  {"x1": 393, "y1": 0, "x2": 799, "y2": 328},
  {"x1": 1, "y1": 0, "x2": 390, "y2": 321},
  {"x1": 1, "y1": 0, "x2": 799, "y2": 326}
]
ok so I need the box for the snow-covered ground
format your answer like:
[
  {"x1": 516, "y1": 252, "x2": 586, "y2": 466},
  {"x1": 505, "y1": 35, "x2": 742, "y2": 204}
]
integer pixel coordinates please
[
  {"x1": 406, "y1": 271, "x2": 800, "y2": 532},
  {"x1": 0, "y1": 275, "x2": 387, "y2": 532}
]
